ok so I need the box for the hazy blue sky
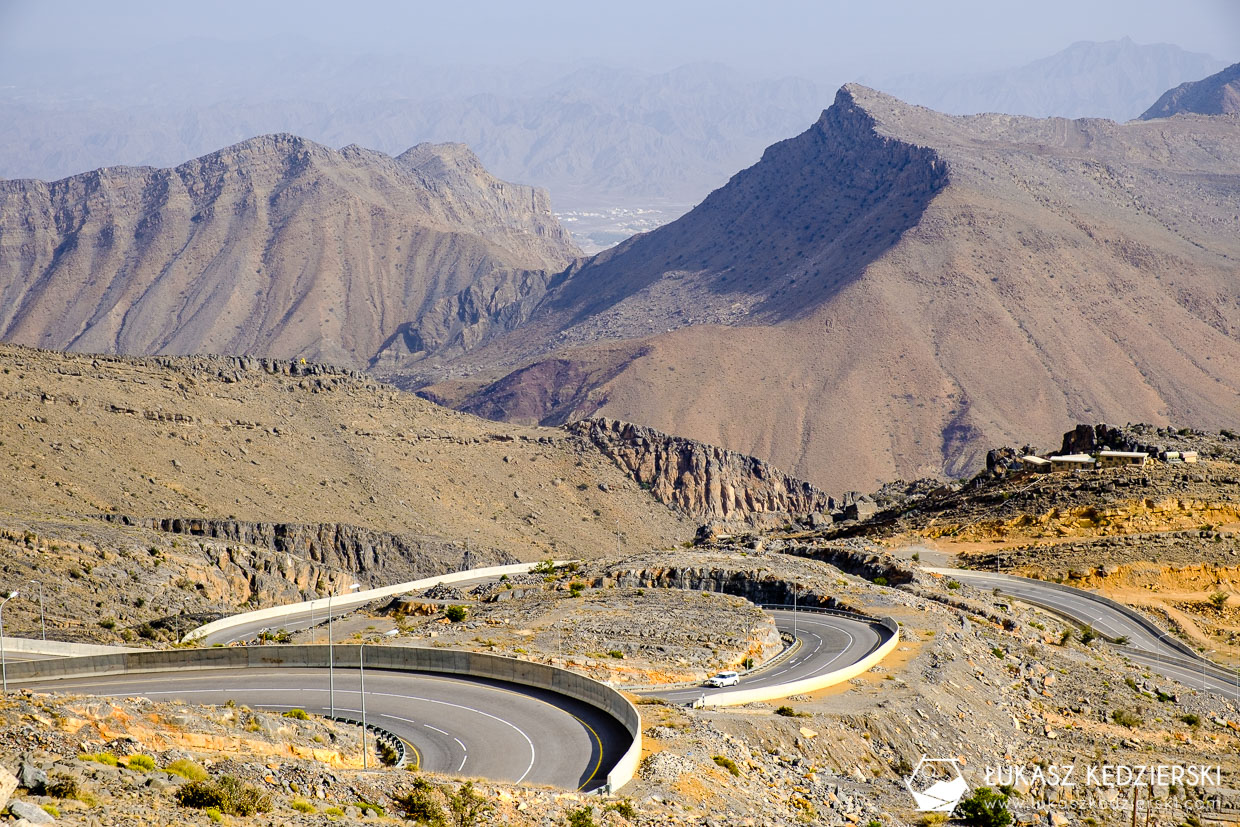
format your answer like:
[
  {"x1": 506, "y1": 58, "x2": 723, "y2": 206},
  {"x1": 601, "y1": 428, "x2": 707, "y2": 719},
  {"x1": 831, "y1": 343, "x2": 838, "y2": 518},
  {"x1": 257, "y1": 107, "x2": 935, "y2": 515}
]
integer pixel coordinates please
[{"x1": 2, "y1": 0, "x2": 1237, "y2": 78}]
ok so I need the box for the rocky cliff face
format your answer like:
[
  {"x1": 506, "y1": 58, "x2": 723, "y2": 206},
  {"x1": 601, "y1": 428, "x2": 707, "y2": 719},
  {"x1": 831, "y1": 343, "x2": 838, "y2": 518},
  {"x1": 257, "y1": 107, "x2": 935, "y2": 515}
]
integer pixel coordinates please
[
  {"x1": 0, "y1": 134, "x2": 578, "y2": 368},
  {"x1": 1140, "y1": 62, "x2": 1240, "y2": 119},
  {"x1": 566, "y1": 418, "x2": 833, "y2": 520},
  {"x1": 99, "y1": 514, "x2": 515, "y2": 586}
]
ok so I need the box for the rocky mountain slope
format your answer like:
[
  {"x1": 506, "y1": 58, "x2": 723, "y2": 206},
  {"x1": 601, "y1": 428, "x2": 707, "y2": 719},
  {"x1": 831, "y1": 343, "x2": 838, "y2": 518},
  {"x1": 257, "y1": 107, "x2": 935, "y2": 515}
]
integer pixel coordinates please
[
  {"x1": 1140, "y1": 61, "x2": 1240, "y2": 118},
  {"x1": 0, "y1": 134, "x2": 578, "y2": 368},
  {"x1": 417, "y1": 84, "x2": 1240, "y2": 493},
  {"x1": 0, "y1": 344, "x2": 698, "y2": 640}
]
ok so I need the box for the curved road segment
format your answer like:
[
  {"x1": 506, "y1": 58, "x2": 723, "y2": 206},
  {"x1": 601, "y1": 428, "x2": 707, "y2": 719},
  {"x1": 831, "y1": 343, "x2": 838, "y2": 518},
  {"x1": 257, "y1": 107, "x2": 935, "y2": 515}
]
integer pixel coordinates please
[
  {"x1": 940, "y1": 568, "x2": 1240, "y2": 701},
  {"x1": 646, "y1": 609, "x2": 887, "y2": 704},
  {"x1": 16, "y1": 667, "x2": 628, "y2": 791}
]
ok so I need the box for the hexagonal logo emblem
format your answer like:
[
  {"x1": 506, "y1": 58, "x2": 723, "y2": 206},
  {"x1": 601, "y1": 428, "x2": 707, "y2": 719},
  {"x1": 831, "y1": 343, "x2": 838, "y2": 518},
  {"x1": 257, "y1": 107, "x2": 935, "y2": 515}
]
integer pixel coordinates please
[{"x1": 904, "y1": 755, "x2": 968, "y2": 812}]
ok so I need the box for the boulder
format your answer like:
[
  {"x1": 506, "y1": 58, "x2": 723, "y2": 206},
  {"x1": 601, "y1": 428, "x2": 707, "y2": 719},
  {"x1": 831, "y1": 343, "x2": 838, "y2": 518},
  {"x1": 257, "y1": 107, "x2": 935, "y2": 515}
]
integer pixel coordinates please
[
  {"x1": 0, "y1": 766, "x2": 16, "y2": 811},
  {"x1": 18, "y1": 762, "x2": 47, "y2": 794},
  {"x1": 8, "y1": 800, "x2": 55, "y2": 824}
]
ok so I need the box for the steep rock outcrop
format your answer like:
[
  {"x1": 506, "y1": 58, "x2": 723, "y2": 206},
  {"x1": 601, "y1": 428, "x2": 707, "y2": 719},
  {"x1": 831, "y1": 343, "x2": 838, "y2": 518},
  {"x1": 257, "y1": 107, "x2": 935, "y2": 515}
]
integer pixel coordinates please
[
  {"x1": 99, "y1": 515, "x2": 515, "y2": 585},
  {"x1": 567, "y1": 417, "x2": 833, "y2": 520}
]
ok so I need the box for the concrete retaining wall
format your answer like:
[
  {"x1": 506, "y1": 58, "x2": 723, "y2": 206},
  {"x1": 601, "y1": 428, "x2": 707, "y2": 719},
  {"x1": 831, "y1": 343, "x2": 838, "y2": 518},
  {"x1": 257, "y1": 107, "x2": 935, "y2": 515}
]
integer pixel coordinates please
[
  {"x1": 0, "y1": 637, "x2": 141, "y2": 657},
  {"x1": 700, "y1": 616, "x2": 900, "y2": 708},
  {"x1": 185, "y1": 562, "x2": 567, "y2": 643},
  {"x1": 4, "y1": 643, "x2": 641, "y2": 794}
]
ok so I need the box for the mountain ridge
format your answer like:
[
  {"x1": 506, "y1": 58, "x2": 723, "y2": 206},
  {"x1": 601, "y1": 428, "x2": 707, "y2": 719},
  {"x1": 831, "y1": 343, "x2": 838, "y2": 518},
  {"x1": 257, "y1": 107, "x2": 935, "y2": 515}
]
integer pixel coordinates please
[
  {"x1": 1140, "y1": 61, "x2": 1240, "y2": 119},
  {"x1": 0, "y1": 133, "x2": 580, "y2": 368},
  {"x1": 414, "y1": 84, "x2": 1240, "y2": 492}
]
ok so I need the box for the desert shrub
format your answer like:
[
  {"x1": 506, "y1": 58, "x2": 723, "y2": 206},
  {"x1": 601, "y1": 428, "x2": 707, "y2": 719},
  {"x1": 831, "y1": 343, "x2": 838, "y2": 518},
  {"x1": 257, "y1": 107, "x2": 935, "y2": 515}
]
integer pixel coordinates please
[
  {"x1": 604, "y1": 799, "x2": 636, "y2": 819},
  {"x1": 395, "y1": 777, "x2": 446, "y2": 826},
  {"x1": 873, "y1": 576, "x2": 888, "y2": 586},
  {"x1": 918, "y1": 814, "x2": 949, "y2": 827},
  {"x1": 1111, "y1": 708, "x2": 1142, "y2": 728},
  {"x1": 444, "y1": 605, "x2": 468, "y2": 622},
  {"x1": 98, "y1": 618, "x2": 116, "y2": 630},
  {"x1": 291, "y1": 799, "x2": 315, "y2": 813},
  {"x1": 45, "y1": 773, "x2": 81, "y2": 800},
  {"x1": 174, "y1": 775, "x2": 271, "y2": 816},
  {"x1": 379, "y1": 739, "x2": 401, "y2": 766},
  {"x1": 957, "y1": 787, "x2": 1012, "y2": 827},
  {"x1": 567, "y1": 807, "x2": 597, "y2": 827},
  {"x1": 1210, "y1": 591, "x2": 1229, "y2": 610},
  {"x1": 126, "y1": 754, "x2": 156, "y2": 771},
  {"x1": 446, "y1": 780, "x2": 492, "y2": 827},
  {"x1": 164, "y1": 759, "x2": 209, "y2": 781},
  {"x1": 775, "y1": 705, "x2": 809, "y2": 718},
  {"x1": 282, "y1": 708, "x2": 309, "y2": 720},
  {"x1": 324, "y1": 806, "x2": 345, "y2": 817},
  {"x1": 1080, "y1": 626, "x2": 1097, "y2": 645},
  {"x1": 1181, "y1": 712, "x2": 1201, "y2": 726},
  {"x1": 946, "y1": 580, "x2": 961, "y2": 590},
  {"x1": 40, "y1": 803, "x2": 60, "y2": 818},
  {"x1": 712, "y1": 755, "x2": 740, "y2": 776},
  {"x1": 568, "y1": 581, "x2": 585, "y2": 597},
  {"x1": 78, "y1": 751, "x2": 119, "y2": 766},
  {"x1": 608, "y1": 650, "x2": 624, "y2": 659},
  {"x1": 355, "y1": 799, "x2": 385, "y2": 816},
  {"x1": 531, "y1": 559, "x2": 556, "y2": 575}
]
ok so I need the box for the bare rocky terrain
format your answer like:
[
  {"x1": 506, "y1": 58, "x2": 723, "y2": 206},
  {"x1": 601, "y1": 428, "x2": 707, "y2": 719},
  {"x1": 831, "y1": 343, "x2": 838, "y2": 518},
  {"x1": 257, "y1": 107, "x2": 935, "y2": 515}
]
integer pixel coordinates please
[
  {"x1": 417, "y1": 83, "x2": 1240, "y2": 494},
  {"x1": 0, "y1": 135, "x2": 578, "y2": 369}
]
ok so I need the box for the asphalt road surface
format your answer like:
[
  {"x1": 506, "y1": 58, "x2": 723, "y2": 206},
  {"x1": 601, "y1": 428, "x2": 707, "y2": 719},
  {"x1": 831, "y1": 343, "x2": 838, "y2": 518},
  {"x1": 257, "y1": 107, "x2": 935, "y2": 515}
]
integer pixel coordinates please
[
  {"x1": 16, "y1": 667, "x2": 629, "y2": 791},
  {"x1": 644, "y1": 608, "x2": 887, "y2": 704},
  {"x1": 942, "y1": 569, "x2": 1240, "y2": 701}
]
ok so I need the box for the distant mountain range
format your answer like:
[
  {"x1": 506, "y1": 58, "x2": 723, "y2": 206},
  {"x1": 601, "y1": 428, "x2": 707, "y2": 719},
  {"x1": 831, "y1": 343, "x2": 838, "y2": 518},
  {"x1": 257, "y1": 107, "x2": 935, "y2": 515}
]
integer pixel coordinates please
[
  {"x1": 879, "y1": 37, "x2": 1226, "y2": 122},
  {"x1": 1140, "y1": 61, "x2": 1240, "y2": 118},
  {"x1": 0, "y1": 40, "x2": 1228, "y2": 215},
  {"x1": 4, "y1": 66, "x2": 1240, "y2": 492}
]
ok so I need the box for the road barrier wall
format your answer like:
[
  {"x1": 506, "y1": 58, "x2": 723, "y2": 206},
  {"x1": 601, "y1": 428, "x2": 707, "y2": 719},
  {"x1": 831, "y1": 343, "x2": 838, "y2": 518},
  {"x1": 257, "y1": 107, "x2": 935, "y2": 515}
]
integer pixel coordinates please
[
  {"x1": 5, "y1": 643, "x2": 641, "y2": 794},
  {"x1": 185, "y1": 562, "x2": 567, "y2": 643},
  {"x1": 0, "y1": 637, "x2": 140, "y2": 657}
]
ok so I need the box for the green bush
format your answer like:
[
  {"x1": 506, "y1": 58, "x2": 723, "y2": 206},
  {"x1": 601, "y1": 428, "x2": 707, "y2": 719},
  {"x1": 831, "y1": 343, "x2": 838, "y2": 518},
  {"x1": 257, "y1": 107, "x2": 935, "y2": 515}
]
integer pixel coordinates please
[
  {"x1": 712, "y1": 755, "x2": 740, "y2": 777},
  {"x1": 774, "y1": 705, "x2": 809, "y2": 718},
  {"x1": 567, "y1": 807, "x2": 597, "y2": 827},
  {"x1": 946, "y1": 580, "x2": 962, "y2": 590},
  {"x1": 173, "y1": 775, "x2": 272, "y2": 816},
  {"x1": 164, "y1": 759, "x2": 209, "y2": 781},
  {"x1": 1180, "y1": 712, "x2": 1201, "y2": 726},
  {"x1": 355, "y1": 799, "x2": 384, "y2": 817},
  {"x1": 957, "y1": 787, "x2": 1012, "y2": 827},
  {"x1": 444, "y1": 605, "x2": 469, "y2": 622},
  {"x1": 568, "y1": 581, "x2": 585, "y2": 597},
  {"x1": 282, "y1": 708, "x2": 310, "y2": 720},
  {"x1": 291, "y1": 799, "x2": 316, "y2": 813},
  {"x1": 125, "y1": 754, "x2": 156, "y2": 771},
  {"x1": 45, "y1": 773, "x2": 82, "y2": 800},
  {"x1": 603, "y1": 799, "x2": 636, "y2": 819},
  {"x1": 531, "y1": 558, "x2": 557, "y2": 575},
  {"x1": 446, "y1": 780, "x2": 493, "y2": 826},
  {"x1": 395, "y1": 777, "x2": 446, "y2": 826},
  {"x1": 1111, "y1": 708, "x2": 1142, "y2": 728},
  {"x1": 78, "y1": 751, "x2": 119, "y2": 766},
  {"x1": 607, "y1": 650, "x2": 624, "y2": 659},
  {"x1": 873, "y1": 576, "x2": 888, "y2": 587},
  {"x1": 1080, "y1": 626, "x2": 1097, "y2": 645},
  {"x1": 98, "y1": 618, "x2": 116, "y2": 630}
]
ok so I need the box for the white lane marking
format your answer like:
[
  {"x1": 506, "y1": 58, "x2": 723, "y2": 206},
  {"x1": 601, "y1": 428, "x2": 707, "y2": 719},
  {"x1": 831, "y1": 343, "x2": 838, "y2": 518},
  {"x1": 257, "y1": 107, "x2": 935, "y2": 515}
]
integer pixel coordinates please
[
  {"x1": 377, "y1": 697, "x2": 531, "y2": 782},
  {"x1": 41, "y1": 677, "x2": 523, "y2": 779}
]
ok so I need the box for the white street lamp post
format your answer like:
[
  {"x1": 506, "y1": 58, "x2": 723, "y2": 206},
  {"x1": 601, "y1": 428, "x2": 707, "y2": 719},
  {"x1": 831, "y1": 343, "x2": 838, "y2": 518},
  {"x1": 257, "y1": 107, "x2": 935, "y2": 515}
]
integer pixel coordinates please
[
  {"x1": 328, "y1": 583, "x2": 361, "y2": 717},
  {"x1": 1, "y1": 590, "x2": 18, "y2": 696},
  {"x1": 792, "y1": 582, "x2": 798, "y2": 638}
]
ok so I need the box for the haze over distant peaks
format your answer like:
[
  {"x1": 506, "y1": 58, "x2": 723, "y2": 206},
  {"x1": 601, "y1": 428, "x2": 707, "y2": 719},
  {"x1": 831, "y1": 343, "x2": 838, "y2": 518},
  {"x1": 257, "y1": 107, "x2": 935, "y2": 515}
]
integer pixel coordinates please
[
  {"x1": 880, "y1": 38, "x2": 1226, "y2": 122},
  {"x1": 1140, "y1": 61, "x2": 1240, "y2": 119}
]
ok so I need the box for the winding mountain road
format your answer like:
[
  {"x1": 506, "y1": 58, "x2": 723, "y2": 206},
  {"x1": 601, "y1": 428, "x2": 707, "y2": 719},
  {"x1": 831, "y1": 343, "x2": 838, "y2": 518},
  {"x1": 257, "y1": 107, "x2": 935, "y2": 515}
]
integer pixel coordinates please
[
  {"x1": 645, "y1": 608, "x2": 887, "y2": 704},
  {"x1": 936, "y1": 568, "x2": 1240, "y2": 701},
  {"x1": 15, "y1": 665, "x2": 627, "y2": 791}
]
